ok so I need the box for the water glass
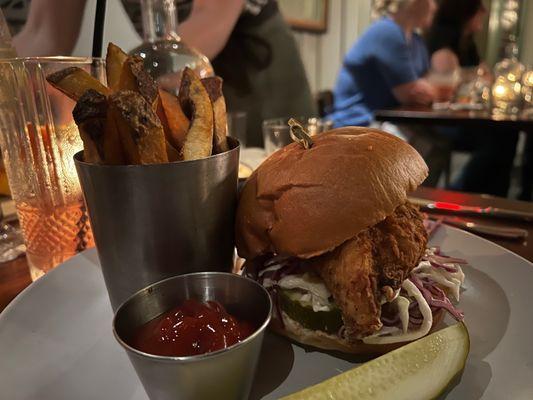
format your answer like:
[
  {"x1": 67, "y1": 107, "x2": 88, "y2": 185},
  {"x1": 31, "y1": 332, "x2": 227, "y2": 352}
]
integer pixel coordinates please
[
  {"x1": 0, "y1": 57, "x2": 103, "y2": 280},
  {"x1": 227, "y1": 112, "x2": 247, "y2": 148},
  {"x1": 427, "y1": 69, "x2": 461, "y2": 103},
  {"x1": 262, "y1": 117, "x2": 333, "y2": 155}
]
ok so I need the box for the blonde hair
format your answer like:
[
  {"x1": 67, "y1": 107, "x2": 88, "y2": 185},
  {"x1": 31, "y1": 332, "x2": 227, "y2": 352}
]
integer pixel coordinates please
[{"x1": 372, "y1": 0, "x2": 414, "y2": 19}]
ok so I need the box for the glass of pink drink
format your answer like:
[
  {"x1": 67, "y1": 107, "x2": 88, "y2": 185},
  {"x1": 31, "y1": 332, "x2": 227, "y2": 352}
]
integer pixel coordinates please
[{"x1": 0, "y1": 57, "x2": 104, "y2": 280}]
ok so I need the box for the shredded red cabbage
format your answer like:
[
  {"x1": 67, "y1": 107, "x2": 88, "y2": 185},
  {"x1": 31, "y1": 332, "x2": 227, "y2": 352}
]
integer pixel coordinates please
[
  {"x1": 381, "y1": 314, "x2": 400, "y2": 326},
  {"x1": 337, "y1": 326, "x2": 346, "y2": 338},
  {"x1": 407, "y1": 302, "x2": 424, "y2": 326},
  {"x1": 428, "y1": 254, "x2": 468, "y2": 265},
  {"x1": 409, "y1": 275, "x2": 464, "y2": 321},
  {"x1": 423, "y1": 218, "x2": 442, "y2": 237},
  {"x1": 428, "y1": 260, "x2": 458, "y2": 273},
  {"x1": 420, "y1": 252, "x2": 467, "y2": 274}
]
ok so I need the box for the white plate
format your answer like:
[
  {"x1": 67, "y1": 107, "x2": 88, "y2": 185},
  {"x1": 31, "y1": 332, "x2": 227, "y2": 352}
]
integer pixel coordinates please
[{"x1": 1, "y1": 225, "x2": 532, "y2": 400}]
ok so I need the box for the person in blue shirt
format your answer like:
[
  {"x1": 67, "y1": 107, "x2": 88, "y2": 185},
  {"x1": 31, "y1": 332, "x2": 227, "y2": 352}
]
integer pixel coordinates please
[{"x1": 329, "y1": 0, "x2": 436, "y2": 127}]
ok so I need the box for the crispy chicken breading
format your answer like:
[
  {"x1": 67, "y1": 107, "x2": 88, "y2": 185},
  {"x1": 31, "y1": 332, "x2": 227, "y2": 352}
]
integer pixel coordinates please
[
  {"x1": 309, "y1": 232, "x2": 381, "y2": 338},
  {"x1": 311, "y1": 202, "x2": 428, "y2": 340}
]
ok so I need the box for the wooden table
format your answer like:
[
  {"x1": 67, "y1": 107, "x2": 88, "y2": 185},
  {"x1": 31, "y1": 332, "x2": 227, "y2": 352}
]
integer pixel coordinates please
[
  {"x1": 375, "y1": 105, "x2": 533, "y2": 200},
  {"x1": 0, "y1": 256, "x2": 31, "y2": 313},
  {"x1": 375, "y1": 105, "x2": 533, "y2": 131},
  {"x1": 0, "y1": 187, "x2": 531, "y2": 314},
  {"x1": 414, "y1": 186, "x2": 533, "y2": 261}
]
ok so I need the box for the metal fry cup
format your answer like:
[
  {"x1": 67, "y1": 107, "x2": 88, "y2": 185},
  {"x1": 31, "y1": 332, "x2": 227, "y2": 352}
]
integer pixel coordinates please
[
  {"x1": 74, "y1": 138, "x2": 239, "y2": 310},
  {"x1": 113, "y1": 272, "x2": 272, "y2": 400}
]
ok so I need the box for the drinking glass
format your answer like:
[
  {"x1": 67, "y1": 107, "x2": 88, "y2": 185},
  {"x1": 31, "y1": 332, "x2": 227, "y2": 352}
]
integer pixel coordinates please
[
  {"x1": 227, "y1": 111, "x2": 247, "y2": 148},
  {"x1": 262, "y1": 117, "x2": 333, "y2": 155},
  {"x1": 0, "y1": 57, "x2": 103, "y2": 280},
  {"x1": 455, "y1": 67, "x2": 491, "y2": 109},
  {"x1": 427, "y1": 69, "x2": 461, "y2": 103}
]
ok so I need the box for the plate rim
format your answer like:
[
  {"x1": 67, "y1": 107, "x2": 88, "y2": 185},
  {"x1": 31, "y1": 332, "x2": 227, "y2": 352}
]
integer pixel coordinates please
[{"x1": 431, "y1": 224, "x2": 532, "y2": 265}]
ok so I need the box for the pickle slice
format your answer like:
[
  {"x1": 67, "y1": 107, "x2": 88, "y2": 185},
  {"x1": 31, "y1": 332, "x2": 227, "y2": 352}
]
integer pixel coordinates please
[
  {"x1": 279, "y1": 289, "x2": 343, "y2": 334},
  {"x1": 281, "y1": 323, "x2": 470, "y2": 400}
]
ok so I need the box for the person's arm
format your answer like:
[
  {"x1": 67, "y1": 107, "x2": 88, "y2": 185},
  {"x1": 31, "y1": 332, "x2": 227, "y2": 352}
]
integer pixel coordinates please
[
  {"x1": 13, "y1": 0, "x2": 87, "y2": 56},
  {"x1": 392, "y1": 79, "x2": 435, "y2": 106},
  {"x1": 373, "y1": 31, "x2": 435, "y2": 106},
  {"x1": 178, "y1": 0, "x2": 245, "y2": 60}
]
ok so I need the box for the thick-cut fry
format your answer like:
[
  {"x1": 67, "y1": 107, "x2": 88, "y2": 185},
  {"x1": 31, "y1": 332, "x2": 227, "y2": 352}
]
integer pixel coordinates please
[
  {"x1": 102, "y1": 108, "x2": 127, "y2": 165},
  {"x1": 201, "y1": 77, "x2": 229, "y2": 154},
  {"x1": 51, "y1": 43, "x2": 229, "y2": 166},
  {"x1": 72, "y1": 90, "x2": 105, "y2": 163},
  {"x1": 110, "y1": 90, "x2": 168, "y2": 164},
  {"x1": 72, "y1": 89, "x2": 125, "y2": 164},
  {"x1": 47, "y1": 67, "x2": 110, "y2": 101},
  {"x1": 157, "y1": 89, "x2": 190, "y2": 151},
  {"x1": 178, "y1": 68, "x2": 214, "y2": 160},
  {"x1": 118, "y1": 56, "x2": 158, "y2": 109},
  {"x1": 106, "y1": 43, "x2": 128, "y2": 92},
  {"x1": 165, "y1": 140, "x2": 180, "y2": 162}
]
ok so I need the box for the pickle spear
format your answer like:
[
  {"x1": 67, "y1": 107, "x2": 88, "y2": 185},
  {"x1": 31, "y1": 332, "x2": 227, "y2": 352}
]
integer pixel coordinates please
[{"x1": 282, "y1": 323, "x2": 470, "y2": 400}]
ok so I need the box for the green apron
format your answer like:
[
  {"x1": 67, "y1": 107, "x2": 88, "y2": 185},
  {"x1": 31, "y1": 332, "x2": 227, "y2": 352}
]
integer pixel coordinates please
[{"x1": 212, "y1": 4, "x2": 316, "y2": 147}]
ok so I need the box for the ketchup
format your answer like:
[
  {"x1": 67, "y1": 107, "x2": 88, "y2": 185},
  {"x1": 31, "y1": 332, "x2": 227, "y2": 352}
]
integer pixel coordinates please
[{"x1": 130, "y1": 299, "x2": 256, "y2": 357}]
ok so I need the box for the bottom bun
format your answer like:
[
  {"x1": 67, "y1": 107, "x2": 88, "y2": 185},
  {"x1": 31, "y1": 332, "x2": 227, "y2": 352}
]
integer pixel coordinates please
[{"x1": 270, "y1": 310, "x2": 446, "y2": 356}]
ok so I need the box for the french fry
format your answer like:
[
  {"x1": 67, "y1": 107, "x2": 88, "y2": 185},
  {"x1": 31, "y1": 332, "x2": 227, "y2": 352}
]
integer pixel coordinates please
[
  {"x1": 72, "y1": 89, "x2": 125, "y2": 164},
  {"x1": 178, "y1": 68, "x2": 214, "y2": 160},
  {"x1": 110, "y1": 90, "x2": 168, "y2": 164},
  {"x1": 52, "y1": 44, "x2": 225, "y2": 166},
  {"x1": 118, "y1": 56, "x2": 158, "y2": 109},
  {"x1": 47, "y1": 67, "x2": 110, "y2": 101},
  {"x1": 165, "y1": 140, "x2": 180, "y2": 162},
  {"x1": 102, "y1": 107, "x2": 127, "y2": 165},
  {"x1": 72, "y1": 90, "x2": 105, "y2": 163},
  {"x1": 106, "y1": 43, "x2": 128, "y2": 92},
  {"x1": 157, "y1": 88, "x2": 190, "y2": 151},
  {"x1": 201, "y1": 77, "x2": 229, "y2": 154}
]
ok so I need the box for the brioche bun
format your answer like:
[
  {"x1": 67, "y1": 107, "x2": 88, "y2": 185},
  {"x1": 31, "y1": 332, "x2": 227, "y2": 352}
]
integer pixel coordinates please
[{"x1": 235, "y1": 127, "x2": 428, "y2": 260}]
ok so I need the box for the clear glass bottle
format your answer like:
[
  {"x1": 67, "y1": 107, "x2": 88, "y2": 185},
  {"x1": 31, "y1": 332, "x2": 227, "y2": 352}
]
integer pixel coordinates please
[
  {"x1": 129, "y1": 0, "x2": 214, "y2": 94},
  {"x1": 491, "y1": 41, "x2": 525, "y2": 115},
  {"x1": 470, "y1": 67, "x2": 492, "y2": 109},
  {"x1": 522, "y1": 66, "x2": 533, "y2": 115}
]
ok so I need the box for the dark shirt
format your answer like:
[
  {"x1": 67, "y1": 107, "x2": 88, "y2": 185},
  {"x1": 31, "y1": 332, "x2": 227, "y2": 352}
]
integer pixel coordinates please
[
  {"x1": 121, "y1": 0, "x2": 274, "y2": 37},
  {"x1": 329, "y1": 17, "x2": 430, "y2": 127},
  {"x1": 426, "y1": 25, "x2": 480, "y2": 67},
  {"x1": 1, "y1": 0, "x2": 30, "y2": 34}
]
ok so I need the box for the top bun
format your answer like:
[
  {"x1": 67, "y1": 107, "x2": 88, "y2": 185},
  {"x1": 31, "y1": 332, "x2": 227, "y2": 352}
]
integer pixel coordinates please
[{"x1": 235, "y1": 127, "x2": 428, "y2": 260}]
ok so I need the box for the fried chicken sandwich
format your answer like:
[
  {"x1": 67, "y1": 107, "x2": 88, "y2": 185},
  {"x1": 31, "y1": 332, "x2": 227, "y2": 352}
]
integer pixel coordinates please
[{"x1": 236, "y1": 127, "x2": 465, "y2": 354}]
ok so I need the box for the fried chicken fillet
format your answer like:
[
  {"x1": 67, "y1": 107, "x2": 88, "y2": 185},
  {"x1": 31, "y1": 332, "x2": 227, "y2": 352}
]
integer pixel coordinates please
[{"x1": 310, "y1": 202, "x2": 428, "y2": 340}]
